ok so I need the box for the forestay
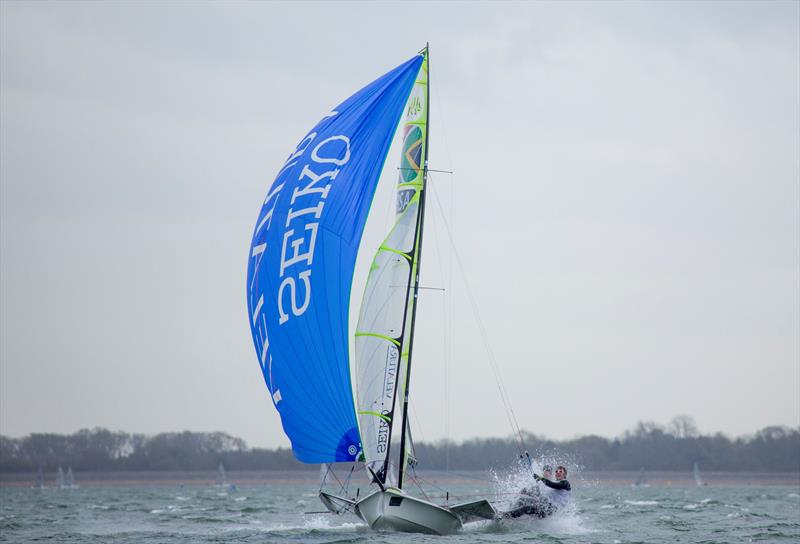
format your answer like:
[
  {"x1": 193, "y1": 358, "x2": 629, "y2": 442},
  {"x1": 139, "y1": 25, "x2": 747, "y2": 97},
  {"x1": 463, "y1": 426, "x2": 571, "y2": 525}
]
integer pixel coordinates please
[{"x1": 246, "y1": 54, "x2": 424, "y2": 463}]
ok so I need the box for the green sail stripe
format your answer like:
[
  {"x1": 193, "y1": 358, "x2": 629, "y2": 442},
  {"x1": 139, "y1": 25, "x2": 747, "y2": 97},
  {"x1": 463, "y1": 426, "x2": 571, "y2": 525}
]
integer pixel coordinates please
[
  {"x1": 378, "y1": 245, "x2": 412, "y2": 261},
  {"x1": 355, "y1": 332, "x2": 401, "y2": 347},
  {"x1": 358, "y1": 410, "x2": 391, "y2": 423}
]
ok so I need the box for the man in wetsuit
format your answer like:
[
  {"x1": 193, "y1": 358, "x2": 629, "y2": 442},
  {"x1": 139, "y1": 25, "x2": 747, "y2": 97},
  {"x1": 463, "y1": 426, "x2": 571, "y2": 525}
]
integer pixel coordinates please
[{"x1": 503, "y1": 465, "x2": 572, "y2": 518}]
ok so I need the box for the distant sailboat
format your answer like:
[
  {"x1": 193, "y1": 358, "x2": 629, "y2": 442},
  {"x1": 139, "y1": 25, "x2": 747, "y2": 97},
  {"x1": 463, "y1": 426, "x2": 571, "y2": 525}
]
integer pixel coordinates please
[
  {"x1": 216, "y1": 462, "x2": 236, "y2": 492},
  {"x1": 34, "y1": 467, "x2": 44, "y2": 489},
  {"x1": 693, "y1": 462, "x2": 705, "y2": 486},
  {"x1": 246, "y1": 45, "x2": 496, "y2": 534},
  {"x1": 55, "y1": 466, "x2": 66, "y2": 489},
  {"x1": 633, "y1": 467, "x2": 650, "y2": 488},
  {"x1": 65, "y1": 466, "x2": 76, "y2": 489}
]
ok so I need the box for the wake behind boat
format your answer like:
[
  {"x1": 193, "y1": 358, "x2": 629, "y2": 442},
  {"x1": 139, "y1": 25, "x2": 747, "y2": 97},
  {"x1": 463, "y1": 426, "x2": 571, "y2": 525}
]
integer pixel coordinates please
[{"x1": 246, "y1": 45, "x2": 496, "y2": 534}]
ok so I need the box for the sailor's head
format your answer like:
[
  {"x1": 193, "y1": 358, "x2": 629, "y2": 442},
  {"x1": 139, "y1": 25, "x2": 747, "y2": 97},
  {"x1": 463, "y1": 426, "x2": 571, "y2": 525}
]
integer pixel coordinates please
[
  {"x1": 542, "y1": 465, "x2": 553, "y2": 478},
  {"x1": 555, "y1": 466, "x2": 568, "y2": 479}
]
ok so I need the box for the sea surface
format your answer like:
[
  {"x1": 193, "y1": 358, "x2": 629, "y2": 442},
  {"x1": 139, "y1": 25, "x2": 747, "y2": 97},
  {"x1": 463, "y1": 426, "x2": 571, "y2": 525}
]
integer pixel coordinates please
[{"x1": 1, "y1": 471, "x2": 798, "y2": 543}]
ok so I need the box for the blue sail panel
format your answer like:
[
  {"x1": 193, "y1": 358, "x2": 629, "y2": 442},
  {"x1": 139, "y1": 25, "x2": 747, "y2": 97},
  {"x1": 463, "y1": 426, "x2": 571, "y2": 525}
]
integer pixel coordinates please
[{"x1": 246, "y1": 54, "x2": 424, "y2": 463}]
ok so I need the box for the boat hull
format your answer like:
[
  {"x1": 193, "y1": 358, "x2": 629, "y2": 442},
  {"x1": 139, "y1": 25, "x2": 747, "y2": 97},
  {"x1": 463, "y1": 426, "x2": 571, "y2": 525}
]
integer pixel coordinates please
[{"x1": 354, "y1": 488, "x2": 462, "y2": 535}]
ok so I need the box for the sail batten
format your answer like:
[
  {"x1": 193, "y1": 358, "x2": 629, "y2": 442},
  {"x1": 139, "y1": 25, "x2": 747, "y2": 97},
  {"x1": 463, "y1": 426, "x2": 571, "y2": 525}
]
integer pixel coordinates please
[{"x1": 247, "y1": 53, "x2": 424, "y2": 464}]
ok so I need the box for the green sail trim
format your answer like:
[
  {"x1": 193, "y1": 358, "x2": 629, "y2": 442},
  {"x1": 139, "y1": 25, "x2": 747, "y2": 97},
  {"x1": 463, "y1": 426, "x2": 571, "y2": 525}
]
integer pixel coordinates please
[
  {"x1": 354, "y1": 332, "x2": 401, "y2": 347},
  {"x1": 378, "y1": 245, "x2": 412, "y2": 261},
  {"x1": 358, "y1": 411, "x2": 392, "y2": 423}
]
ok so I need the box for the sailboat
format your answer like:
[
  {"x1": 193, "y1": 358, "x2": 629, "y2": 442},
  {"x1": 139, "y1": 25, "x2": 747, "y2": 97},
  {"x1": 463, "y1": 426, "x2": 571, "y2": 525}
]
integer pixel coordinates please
[
  {"x1": 65, "y1": 466, "x2": 75, "y2": 488},
  {"x1": 216, "y1": 462, "x2": 236, "y2": 491},
  {"x1": 55, "y1": 466, "x2": 66, "y2": 489},
  {"x1": 693, "y1": 462, "x2": 705, "y2": 486},
  {"x1": 34, "y1": 467, "x2": 44, "y2": 489},
  {"x1": 246, "y1": 46, "x2": 495, "y2": 534},
  {"x1": 632, "y1": 467, "x2": 649, "y2": 488}
]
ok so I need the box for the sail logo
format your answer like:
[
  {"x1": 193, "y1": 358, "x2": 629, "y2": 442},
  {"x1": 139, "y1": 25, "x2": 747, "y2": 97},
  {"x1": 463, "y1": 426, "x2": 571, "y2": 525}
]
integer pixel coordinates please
[
  {"x1": 248, "y1": 130, "x2": 353, "y2": 352},
  {"x1": 376, "y1": 345, "x2": 399, "y2": 453},
  {"x1": 382, "y1": 345, "x2": 399, "y2": 401},
  {"x1": 406, "y1": 95, "x2": 422, "y2": 118},
  {"x1": 276, "y1": 134, "x2": 351, "y2": 325},
  {"x1": 376, "y1": 409, "x2": 390, "y2": 454},
  {"x1": 399, "y1": 126, "x2": 423, "y2": 183}
]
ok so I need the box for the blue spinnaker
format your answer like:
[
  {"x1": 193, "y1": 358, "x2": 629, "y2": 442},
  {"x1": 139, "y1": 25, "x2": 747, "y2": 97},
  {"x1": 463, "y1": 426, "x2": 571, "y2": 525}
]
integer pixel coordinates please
[{"x1": 246, "y1": 54, "x2": 424, "y2": 463}]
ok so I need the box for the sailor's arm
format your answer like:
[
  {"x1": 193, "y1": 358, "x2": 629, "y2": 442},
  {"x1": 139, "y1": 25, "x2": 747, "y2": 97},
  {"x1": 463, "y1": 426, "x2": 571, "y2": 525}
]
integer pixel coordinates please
[{"x1": 541, "y1": 478, "x2": 571, "y2": 491}]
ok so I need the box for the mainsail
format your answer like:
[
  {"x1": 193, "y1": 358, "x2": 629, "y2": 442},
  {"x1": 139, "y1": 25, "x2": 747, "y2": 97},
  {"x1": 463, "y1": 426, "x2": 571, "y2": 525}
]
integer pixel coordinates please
[
  {"x1": 693, "y1": 462, "x2": 704, "y2": 486},
  {"x1": 246, "y1": 54, "x2": 425, "y2": 463},
  {"x1": 354, "y1": 52, "x2": 429, "y2": 484}
]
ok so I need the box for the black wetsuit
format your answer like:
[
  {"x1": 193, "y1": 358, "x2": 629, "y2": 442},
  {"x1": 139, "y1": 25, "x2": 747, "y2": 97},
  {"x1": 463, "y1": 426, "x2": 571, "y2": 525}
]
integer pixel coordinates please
[{"x1": 503, "y1": 478, "x2": 571, "y2": 519}]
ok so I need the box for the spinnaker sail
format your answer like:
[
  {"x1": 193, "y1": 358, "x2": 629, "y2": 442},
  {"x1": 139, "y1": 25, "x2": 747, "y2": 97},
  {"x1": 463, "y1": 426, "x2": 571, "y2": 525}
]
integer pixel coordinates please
[{"x1": 246, "y1": 53, "x2": 424, "y2": 463}]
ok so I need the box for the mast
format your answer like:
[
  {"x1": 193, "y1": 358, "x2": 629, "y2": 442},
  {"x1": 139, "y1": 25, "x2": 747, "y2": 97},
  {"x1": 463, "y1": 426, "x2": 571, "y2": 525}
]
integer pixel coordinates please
[{"x1": 397, "y1": 43, "x2": 430, "y2": 490}]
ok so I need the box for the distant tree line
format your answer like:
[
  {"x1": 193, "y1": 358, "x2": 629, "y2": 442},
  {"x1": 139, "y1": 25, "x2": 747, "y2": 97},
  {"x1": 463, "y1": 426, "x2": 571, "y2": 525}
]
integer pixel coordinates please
[
  {"x1": 1, "y1": 417, "x2": 798, "y2": 473},
  {"x1": 417, "y1": 417, "x2": 800, "y2": 472}
]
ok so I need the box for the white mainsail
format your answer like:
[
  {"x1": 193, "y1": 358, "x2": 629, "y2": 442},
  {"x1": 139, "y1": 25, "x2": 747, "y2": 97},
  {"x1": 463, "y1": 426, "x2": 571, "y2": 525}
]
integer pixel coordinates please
[
  {"x1": 693, "y1": 462, "x2": 704, "y2": 486},
  {"x1": 354, "y1": 55, "x2": 428, "y2": 481}
]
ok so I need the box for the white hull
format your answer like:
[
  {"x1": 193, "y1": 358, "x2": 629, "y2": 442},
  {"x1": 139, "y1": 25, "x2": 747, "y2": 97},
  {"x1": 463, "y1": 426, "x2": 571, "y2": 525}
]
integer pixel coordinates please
[{"x1": 354, "y1": 488, "x2": 462, "y2": 535}]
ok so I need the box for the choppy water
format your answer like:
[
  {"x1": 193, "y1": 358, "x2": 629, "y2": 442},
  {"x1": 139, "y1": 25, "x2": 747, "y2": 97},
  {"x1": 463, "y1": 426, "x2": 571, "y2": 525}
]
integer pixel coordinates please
[{"x1": 1, "y1": 474, "x2": 798, "y2": 543}]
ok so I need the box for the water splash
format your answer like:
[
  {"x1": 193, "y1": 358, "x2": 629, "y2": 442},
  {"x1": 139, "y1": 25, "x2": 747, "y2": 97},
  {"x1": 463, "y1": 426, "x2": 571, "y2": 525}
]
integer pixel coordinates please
[{"x1": 488, "y1": 460, "x2": 595, "y2": 535}]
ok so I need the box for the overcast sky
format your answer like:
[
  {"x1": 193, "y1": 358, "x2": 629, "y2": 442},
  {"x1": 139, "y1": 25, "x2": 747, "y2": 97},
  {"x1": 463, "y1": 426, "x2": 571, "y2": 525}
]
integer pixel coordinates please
[{"x1": 1, "y1": 1, "x2": 798, "y2": 450}]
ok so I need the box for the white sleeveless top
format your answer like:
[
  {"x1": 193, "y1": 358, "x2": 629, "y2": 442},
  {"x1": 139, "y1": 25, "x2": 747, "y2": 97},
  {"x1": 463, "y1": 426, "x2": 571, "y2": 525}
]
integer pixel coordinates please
[{"x1": 547, "y1": 483, "x2": 571, "y2": 507}]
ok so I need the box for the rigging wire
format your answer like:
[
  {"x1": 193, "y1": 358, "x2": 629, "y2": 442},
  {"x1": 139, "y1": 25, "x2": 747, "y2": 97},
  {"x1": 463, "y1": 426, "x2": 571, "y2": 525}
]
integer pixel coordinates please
[
  {"x1": 423, "y1": 177, "x2": 454, "y2": 471},
  {"x1": 429, "y1": 78, "x2": 518, "y2": 464},
  {"x1": 319, "y1": 463, "x2": 364, "y2": 496},
  {"x1": 445, "y1": 171, "x2": 454, "y2": 474},
  {"x1": 428, "y1": 174, "x2": 528, "y2": 456},
  {"x1": 430, "y1": 77, "x2": 455, "y2": 473},
  {"x1": 320, "y1": 465, "x2": 345, "y2": 494}
]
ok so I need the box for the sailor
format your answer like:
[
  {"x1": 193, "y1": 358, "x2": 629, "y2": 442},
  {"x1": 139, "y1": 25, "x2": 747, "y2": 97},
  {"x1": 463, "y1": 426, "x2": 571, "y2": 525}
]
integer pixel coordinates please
[
  {"x1": 502, "y1": 465, "x2": 571, "y2": 519},
  {"x1": 538, "y1": 465, "x2": 572, "y2": 511}
]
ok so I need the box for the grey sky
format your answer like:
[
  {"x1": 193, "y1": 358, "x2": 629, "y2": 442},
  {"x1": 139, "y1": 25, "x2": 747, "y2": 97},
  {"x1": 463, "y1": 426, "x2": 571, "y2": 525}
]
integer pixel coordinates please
[{"x1": 1, "y1": 1, "x2": 798, "y2": 449}]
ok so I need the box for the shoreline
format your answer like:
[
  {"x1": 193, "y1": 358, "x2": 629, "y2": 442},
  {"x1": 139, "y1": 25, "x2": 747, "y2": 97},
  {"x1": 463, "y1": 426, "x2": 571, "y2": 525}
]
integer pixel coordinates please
[{"x1": 1, "y1": 470, "x2": 798, "y2": 488}]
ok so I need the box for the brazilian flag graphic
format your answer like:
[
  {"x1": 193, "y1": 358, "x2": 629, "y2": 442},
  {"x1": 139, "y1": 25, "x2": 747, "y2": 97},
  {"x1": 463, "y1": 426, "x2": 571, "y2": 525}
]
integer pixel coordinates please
[{"x1": 399, "y1": 125, "x2": 424, "y2": 184}]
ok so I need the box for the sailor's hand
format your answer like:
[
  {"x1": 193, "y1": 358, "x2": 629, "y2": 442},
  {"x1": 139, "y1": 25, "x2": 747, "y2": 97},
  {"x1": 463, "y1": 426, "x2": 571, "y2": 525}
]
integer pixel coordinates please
[{"x1": 533, "y1": 473, "x2": 541, "y2": 481}]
